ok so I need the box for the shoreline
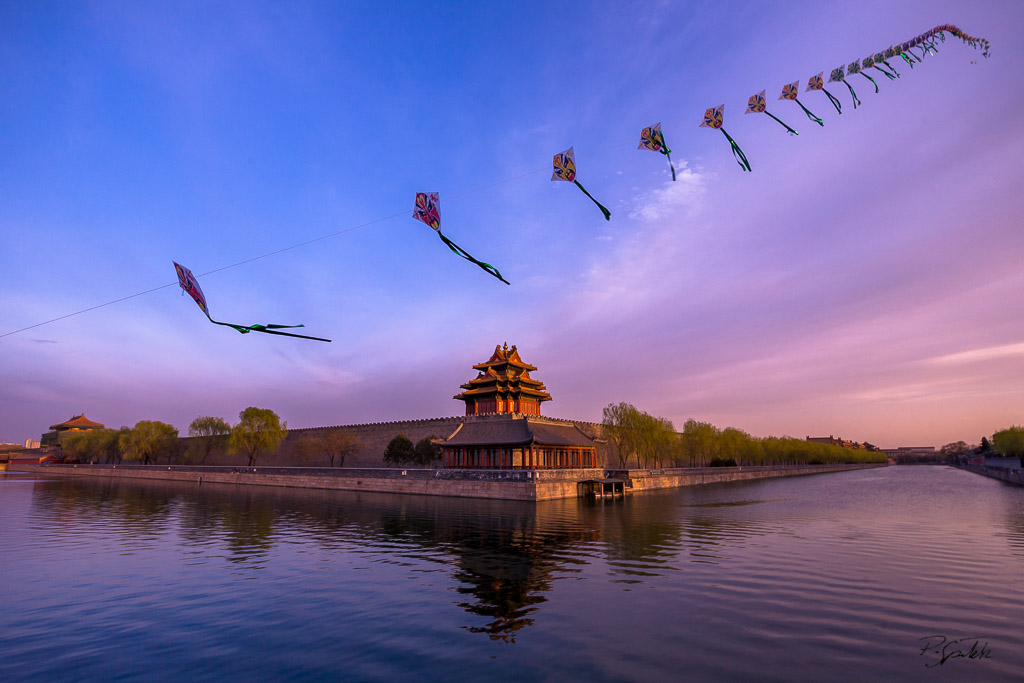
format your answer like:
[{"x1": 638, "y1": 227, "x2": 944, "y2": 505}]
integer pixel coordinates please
[{"x1": 8, "y1": 462, "x2": 886, "y2": 501}]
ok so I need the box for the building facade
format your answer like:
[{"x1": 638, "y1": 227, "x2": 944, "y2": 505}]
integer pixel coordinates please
[{"x1": 441, "y1": 345, "x2": 598, "y2": 469}]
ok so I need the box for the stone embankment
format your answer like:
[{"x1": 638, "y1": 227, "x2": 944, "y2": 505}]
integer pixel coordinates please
[
  {"x1": 958, "y1": 464, "x2": 1024, "y2": 487},
  {"x1": 10, "y1": 462, "x2": 884, "y2": 501}
]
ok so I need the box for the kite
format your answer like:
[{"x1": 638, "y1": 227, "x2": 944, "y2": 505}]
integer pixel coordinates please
[
  {"x1": 551, "y1": 146, "x2": 611, "y2": 220},
  {"x1": 780, "y1": 80, "x2": 823, "y2": 127},
  {"x1": 700, "y1": 105, "x2": 750, "y2": 172},
  {"x1": 848, "y1": 58, "x2": 878, "y2": 94},
  {"x1": 882, "y1": 48, "x2": 902, "y2": 77},
  {"x1": 745, "y1": 90, "x2": 798, "y2": 135},
  {"x1": 412, "y1": 192, "x2": 509, "y2": 284},
  {"x1": 172, "y1": 261, "x2": 331, "y2": 342},
  {"x1": 863, "y1": 54, "x2": 894, "y2": 82},
  {"x1": 873, "y1": 51, "x2": 899, "y2": 79},
  {"x1": 638, "y1": 123, "x2": 676, "y2": 181},
  {"x1": 807, "y1": 72, "x2": 842, "y2": 115},
  {"x1": 828, "y1": 67, "x2": 860, "y2": 110}
]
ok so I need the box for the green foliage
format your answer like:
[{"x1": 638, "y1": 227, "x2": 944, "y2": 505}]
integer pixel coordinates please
[
  {"x1": 602, "y1": 402, "x2": 677, "y2": 468},
  {"x1": 607, "y1": 403, "x2": 887, "y2": 469},
  {"x1": 939, "y1": 441, "x2": 971, "y2": 459},
  {"x1": 414, "y1": 436, "x2": 441, "y2": 466},
  {"x1": 229, "y1": 407, "x2": 287, "y2": 466},
  {"x1": 187, "y1": 415, "x2": 231, "y2": 464},
  {"x1": 993, "y1": 426, "x2": 1024, "y2": 458},
  {"x1": 120, "y1": 421, "x2": 179, "y2": 465},
  {"x1": 295, "y1": 429, "x2": 362, "y2": 467},
  {"x1": 383, "y1": 434, "x2": 415, "y2": 465}
]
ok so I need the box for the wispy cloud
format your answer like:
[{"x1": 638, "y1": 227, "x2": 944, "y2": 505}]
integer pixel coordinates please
[{"x1": 925, "y1": 343, "x2": 1024, "y2": 365}]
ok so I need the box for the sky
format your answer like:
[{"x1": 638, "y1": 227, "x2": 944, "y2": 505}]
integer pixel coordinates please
[{"x1": 2, "y1": 0, "x2": 1023, "y2": 449}]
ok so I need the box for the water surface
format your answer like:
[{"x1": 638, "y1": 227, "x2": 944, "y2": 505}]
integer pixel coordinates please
[{"x1": 2, "y1": 466, "x2": 1022, "y2": 680}]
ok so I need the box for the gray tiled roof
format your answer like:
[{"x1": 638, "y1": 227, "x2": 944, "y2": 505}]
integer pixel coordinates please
[{"x1": 442, "y1": 417, "x2": 596, "y2": 448}]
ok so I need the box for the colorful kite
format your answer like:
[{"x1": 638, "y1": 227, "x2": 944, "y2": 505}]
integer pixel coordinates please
[
  {"x1": 412, "y1": 192, "x2": 509, "y2": 284},
  {"x1": 551, "y1": 146, "x2": 611, "y2": 220},
  {"x1": 882, "y1": 48, "x2": 902, "y2": 77},
  {"x1": 745, "y1": 90, "x2": 798, "y2": 135},
  {"x1": 874, "y1": 51, "x2": 899, "y2": 79},
  {"x1": 700, "y1": 105, "x2": 750, "y2": 172},
  {"x1": 172, "y1": 262, "x2": 331, "y2": 342},
  {"x1": 849, "y1": 58, "x2": 878, "y2": 93},
  {"x1": 780, "y1": 81, "x2": 823, "y2": 127},
  {"x1": 807, "y1": 72, "x2": 842, "y2": 115},
  {"x1": 638, "y1": 123, "x2": 676, "y2": 181},
  {"x1": 828, "y1": 67, "x2": 860, "y2": 109},
  {"x1": 864, "y1": 54, "x2": 894, "y2": 82}
]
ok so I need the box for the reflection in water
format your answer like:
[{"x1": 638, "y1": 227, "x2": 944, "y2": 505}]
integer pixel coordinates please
[{"x1": 4, "y1": 468, "x2": 1024, "y2": 681}]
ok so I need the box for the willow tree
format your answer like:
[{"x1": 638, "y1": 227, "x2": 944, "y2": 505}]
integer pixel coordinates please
[
  {"x1": 188, "y1": 415, "x2": 231, "y2": 464},
  {"x1": 295, "y1": 429, "x2": 362, "y2": 467},
  {"x1": 229, "y1": 407, "x2": 287, "y2": 466},
  {"x1": 120, "y1": 420, "x2": 179, "y2": 465}
]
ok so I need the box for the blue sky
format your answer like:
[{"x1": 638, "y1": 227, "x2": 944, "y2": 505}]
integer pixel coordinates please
[{"x1": 2, "y1": 0, "x2": 1023, "y2": 448}]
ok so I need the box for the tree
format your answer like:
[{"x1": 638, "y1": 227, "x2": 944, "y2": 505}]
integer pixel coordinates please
[
  {"x1": 383, "y1": 434, "x2": 415, "y2": 465},
  {"x1": 120, "y1": 420, "x2": 179, "y2": 465},
  {"x1": 939, "y1": 441, "x2": 970, "y2": 461},
  {"x1": 187, "y1": 415, "x2": 231, "y2": 464},
  {"x1": 229, "y1": 407, "x2": 287, "y2": 466},
  {"x1": 59, "y1": 431, "x2": 91, "y2": 462},
  {"x1": 603, "y1": 402, "x2": 639, "y2": 468},
  {"x1": 414, "y1": 436, "x2": 441, "y2": 466},
  {"x1": 979, "y1": 437, "x2": 992, "y2": 453},
  {"x1": 295, "y1": 429, "x2": 362, "y2": 467},
  {"x1": 993, "y1": 426, "x2": 1024, "y2": 459}
]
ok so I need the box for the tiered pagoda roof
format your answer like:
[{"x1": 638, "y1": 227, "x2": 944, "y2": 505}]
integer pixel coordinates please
[
  {"x1": 49, "y1": 414, "x2": 105, "y2": 431},
  {"x1": 454, "y1": 343, "x2": 552, "y2": 415}
]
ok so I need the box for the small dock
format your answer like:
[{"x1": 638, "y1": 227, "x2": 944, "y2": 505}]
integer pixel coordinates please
[{"x1": 579, "y1": 478, "x2": 628, "y2": 498}]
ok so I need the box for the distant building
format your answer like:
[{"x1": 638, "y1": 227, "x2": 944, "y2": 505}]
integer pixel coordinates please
[
  {"x1": 440, "y1": 344, "x2": 598, "y2": 469},
  {"x1": 807, "y1": 435, "x2": 875, "y2": 450},
  {"x1": 41, "y1": 414, "x2": 105, "y2": 447},
  {"x1": 24, "y1": 438, "x2": 40, "y2": 449}
]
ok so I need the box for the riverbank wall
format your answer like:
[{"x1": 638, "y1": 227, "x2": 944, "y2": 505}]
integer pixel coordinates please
[
  {"x1": 957, "y1": 464, "x2": 1024, "y2": 487},
  {"x1": 8, "y1": 462, "x2": 884, "y2": 501}
]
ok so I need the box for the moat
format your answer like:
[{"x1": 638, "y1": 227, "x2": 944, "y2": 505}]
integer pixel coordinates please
[{"x1": 2, "y1": 466, "x2": 1023, "y2": 680}]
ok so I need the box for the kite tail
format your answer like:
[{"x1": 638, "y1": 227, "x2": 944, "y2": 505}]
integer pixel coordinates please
[
  {"x1": 881, "y1": 59, "x2": 900, "y2": 78},
  {"x1": 873, "y1": 64, "x2": 897, "y2": 81},
  {"x1": 572, "y1": 179, "x2": 612, "y2": 221},
  {"x1": 437, "y1": 231, "x2": 511, "y2": 285},
  {"x1": 859, "y1": 71, "x2": 880, "y2": 93},
  {"x1": 901, "y1": 53, "x2": 915, "y2": 68},
  {"x1": 765, "y1": 111, "x2": 798, "y2": 135},
  {"x1": 720, "y1": 128, "x2": 751, "y2": 172},
  {"x1": 822, "y1": 88, "x2": 843, "y2": 114},
  {"x1": 794, "y1": 98, "x2": 824, "y2": 126},
  {"x1": 209, "y1": 319, "x2": 331, "y2": 342},
  {"x1": 843, "y1": 81, "x2": 861, "y2": 109},
  {"x1": 660, "y1": 149, "x2": 676, "y2": 181}
]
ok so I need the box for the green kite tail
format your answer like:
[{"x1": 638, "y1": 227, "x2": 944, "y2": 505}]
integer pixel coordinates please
[
  {"x1": 572, "y1": 179, "x2": 612, "y2": 221},
  {"x1": 765, "y1": 110, "x2": 799, "y2": 135},
  {"x1": 437, "y1": 231, "x2": 511, "y2": 285},
  {"x1": 859, "y1": 72, "x2": 880, "y2": 93},
  {"x1": 794, "y1": 98, "x2": 824, "y2": 126},
  {"x1": 209, "y1": 318, "x2": 331, "y2": 342},
  {"x1": 660, "y1": 148, "x2": 677, "y2": 181},
  {"x1": 873, "y1": 64, "x2": 897, "y2": 81},
  {"x1": 821, "y1": 88, "x2": 843, "y2": 115},
  {"x1": 880, "y1": 59, "x2": 901, "y2": 78},
  {"x1": 901, "y1": 53, "x2": 915, "y2": 68},
  {"x1": 720, "y1": 128, "x2": 751, "y2": 172},
  {"x1": 843, "y1": 81, "x2": 861, "y2": 109}
]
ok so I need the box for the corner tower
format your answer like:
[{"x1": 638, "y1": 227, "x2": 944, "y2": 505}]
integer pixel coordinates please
[{"x1": 453, "y1": 343, "x2": 552, "y2": 416}]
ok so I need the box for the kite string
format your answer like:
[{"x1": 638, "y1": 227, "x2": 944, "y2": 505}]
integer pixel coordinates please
[{"x1": 3, "y1": 147, "x2": 629, "y2": 337}]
